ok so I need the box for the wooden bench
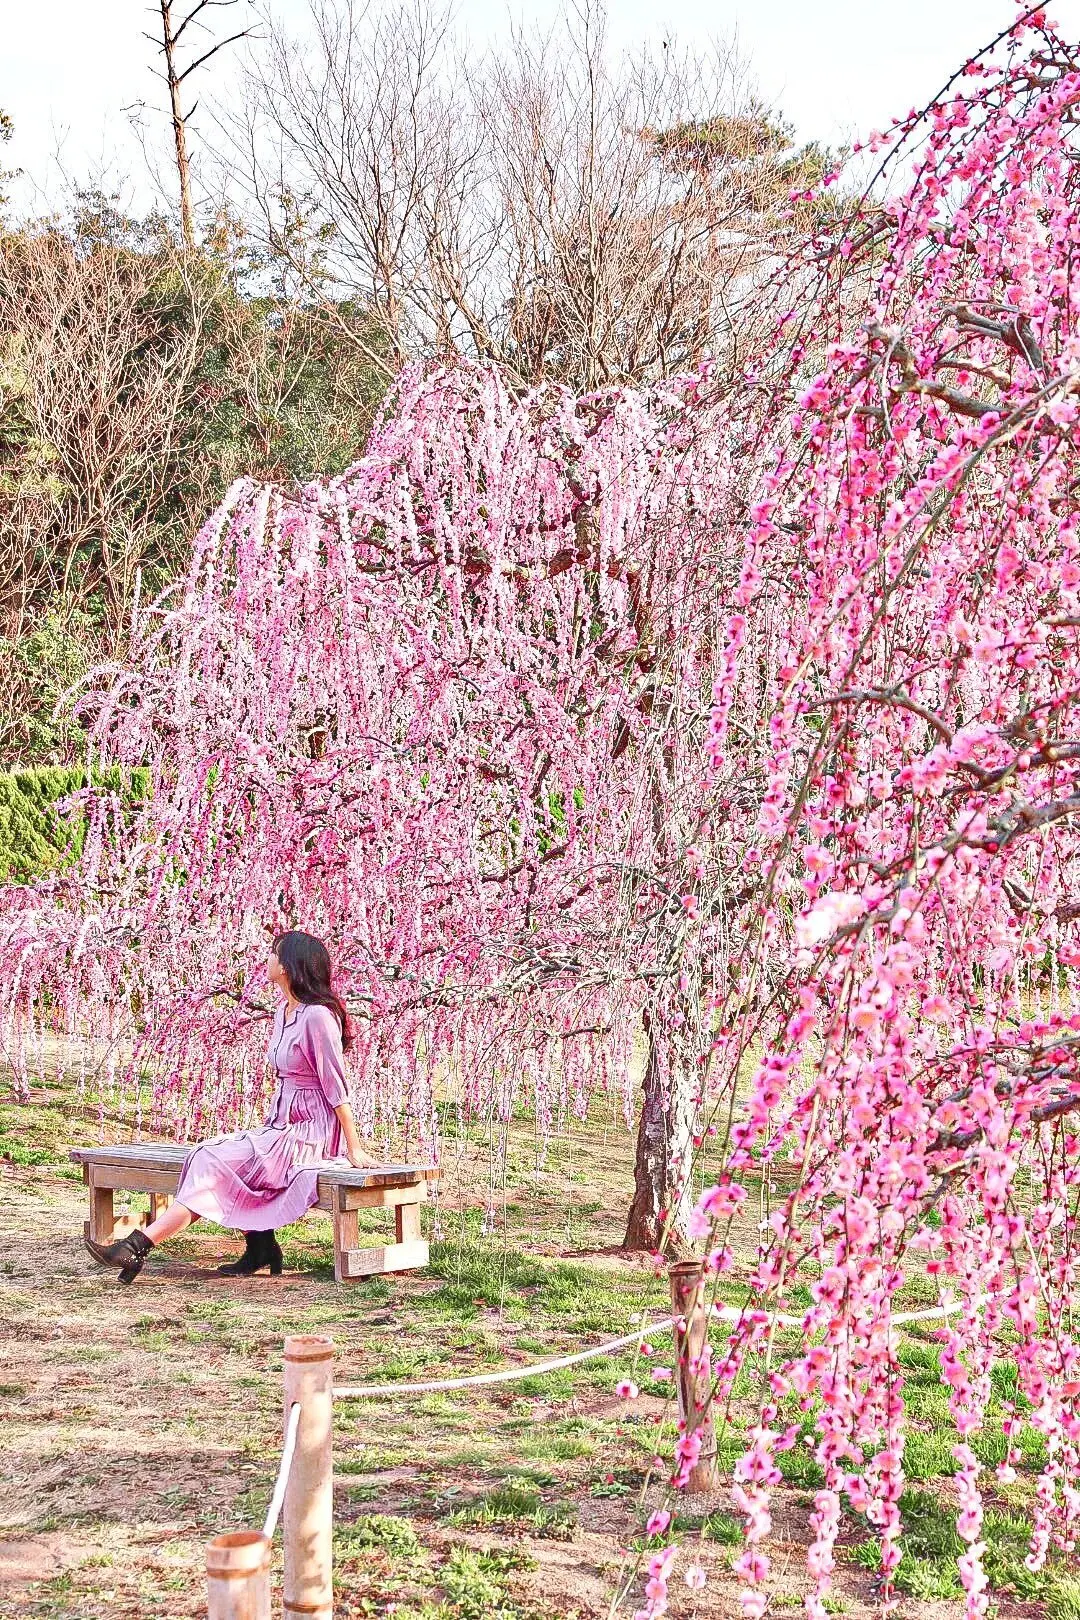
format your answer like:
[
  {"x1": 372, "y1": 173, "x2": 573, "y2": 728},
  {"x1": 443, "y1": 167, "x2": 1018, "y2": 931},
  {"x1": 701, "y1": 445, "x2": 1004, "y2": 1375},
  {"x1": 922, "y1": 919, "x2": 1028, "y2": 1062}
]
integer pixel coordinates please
[{"x1": 69, "y1": 1144, "x2": 438, "y2": 1282}]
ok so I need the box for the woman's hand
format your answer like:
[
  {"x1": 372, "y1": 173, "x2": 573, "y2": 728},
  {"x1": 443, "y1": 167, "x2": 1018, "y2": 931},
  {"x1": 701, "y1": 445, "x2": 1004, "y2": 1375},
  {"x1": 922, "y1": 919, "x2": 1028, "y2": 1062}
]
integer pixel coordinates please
[{"x1": 347, "y1": 1146, "x2": 379, "y2": 1169}]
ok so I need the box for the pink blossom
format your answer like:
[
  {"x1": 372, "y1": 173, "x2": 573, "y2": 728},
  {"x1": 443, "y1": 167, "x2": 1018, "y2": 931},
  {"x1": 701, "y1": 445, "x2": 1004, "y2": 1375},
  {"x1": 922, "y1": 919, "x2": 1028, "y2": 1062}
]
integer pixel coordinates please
[
  {"x1": 733, "y1": 1550, "x2": 770, "y2": 1582},
  {"x1": 794, "y1": 890, "x2": 866, "y2": 950}
]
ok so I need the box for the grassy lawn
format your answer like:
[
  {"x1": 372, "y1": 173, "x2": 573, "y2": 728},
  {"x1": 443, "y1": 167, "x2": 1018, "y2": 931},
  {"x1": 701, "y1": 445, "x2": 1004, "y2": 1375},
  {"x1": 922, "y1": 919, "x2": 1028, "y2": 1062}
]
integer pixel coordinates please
[{"x1": 0, "y1": 1064, "x2": 1072, "y2": 1619}]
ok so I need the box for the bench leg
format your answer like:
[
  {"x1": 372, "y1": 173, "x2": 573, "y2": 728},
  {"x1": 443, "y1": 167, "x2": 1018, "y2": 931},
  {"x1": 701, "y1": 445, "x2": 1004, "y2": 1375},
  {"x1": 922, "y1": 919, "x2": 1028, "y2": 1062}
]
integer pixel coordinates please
[
  {"x1": 331, "y1": 1186, "x2": 429, "y2": 1282},
  {"x1": 86, "y1": 1180, "x2": 168, "y2": 1244},
  {"x1": 89, "y1": 1183, "x2": 116, "y2": 1244},
  {"x1": 333, "y1": 1205, "x2": 359, "y2": 1284},
  {"x1": 395, "y1": 1201, "x2": 422, "y2": 1245},
  {"x1": 338, "y1": 1239, "x2": 429, "y2": 1280}
]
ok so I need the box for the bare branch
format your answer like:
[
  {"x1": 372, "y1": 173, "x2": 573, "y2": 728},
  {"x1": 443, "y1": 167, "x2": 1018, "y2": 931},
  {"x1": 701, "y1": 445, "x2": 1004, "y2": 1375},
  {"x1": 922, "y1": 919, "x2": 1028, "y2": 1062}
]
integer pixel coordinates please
[
  {"x1": 822, "y1": 686, "x2": 955, "y2": 746},
  {"x1": 221, "y1": 0, "x2": 805, "y2": 387},
  {"x1": 866, "y1": 319, "x2": 999, "y2": 419},
  {"x1": 175, "y1": 29, "x2": 254, "y2": 85}
]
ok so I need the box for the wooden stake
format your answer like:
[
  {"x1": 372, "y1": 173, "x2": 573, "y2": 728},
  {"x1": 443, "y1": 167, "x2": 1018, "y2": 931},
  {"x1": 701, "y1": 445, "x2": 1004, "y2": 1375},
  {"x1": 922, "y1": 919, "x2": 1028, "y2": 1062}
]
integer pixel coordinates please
[
  {"x1": 206, "y1": 1530, "x2": 271, "y2": 1620},
  {"x1": 282, "y1": 1335, "x2": 334, "y2": 1620},
  {"x1": 669, "y1": 1259, "x2": 719, "y2": 1494}
]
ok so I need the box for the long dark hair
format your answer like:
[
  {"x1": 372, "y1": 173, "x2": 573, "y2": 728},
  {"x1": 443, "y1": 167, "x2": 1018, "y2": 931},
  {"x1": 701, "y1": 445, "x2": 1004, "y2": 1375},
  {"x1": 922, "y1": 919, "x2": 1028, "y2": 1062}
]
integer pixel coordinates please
[{"x1": 273, "y1": 930, "x2": 352, "y2": 1051}]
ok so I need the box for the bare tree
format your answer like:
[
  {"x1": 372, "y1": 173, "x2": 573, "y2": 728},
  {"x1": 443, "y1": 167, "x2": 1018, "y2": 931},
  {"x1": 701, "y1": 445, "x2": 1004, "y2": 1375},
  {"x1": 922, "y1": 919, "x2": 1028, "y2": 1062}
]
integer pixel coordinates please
[
  {"x1": 226, "y1": 0, "x2": 832, "y2": 388},
  {"x1": 149, "y1": 0, "x2": 255, "y2": 249},
  {"x1": 226, "y1": 0, "x2": 459, "y2": 377},
  {"x1": 0, "y1": 195, "x2": 387, "y2": 664},
  {"x1": 0, "y1": 214, "x2": 215, "y2": 633}
]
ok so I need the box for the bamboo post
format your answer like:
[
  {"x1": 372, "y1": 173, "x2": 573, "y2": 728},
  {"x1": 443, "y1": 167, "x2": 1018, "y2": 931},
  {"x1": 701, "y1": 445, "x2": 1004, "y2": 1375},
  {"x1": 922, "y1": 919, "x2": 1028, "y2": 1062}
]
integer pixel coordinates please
[
  {"x1": 282, "y1": 1335, "x2": 334, "y2": 1620},
  {"x1": 669, "y1": 1259, "x2": 719, "y2": 1494},
  {"x1": 206, "y1": 1530, "x2": 271, "y2": 1620}
]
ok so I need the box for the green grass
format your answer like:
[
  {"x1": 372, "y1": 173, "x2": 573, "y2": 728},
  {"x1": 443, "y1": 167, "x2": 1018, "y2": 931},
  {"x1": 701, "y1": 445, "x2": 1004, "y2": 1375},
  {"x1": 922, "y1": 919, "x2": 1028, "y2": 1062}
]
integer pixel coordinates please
[
  {"x1": 446, "y1": 1481, "x2": 574, "y2": 1540},
  {"x1": 777, "y1": 1435, "x2": 826, "y2": 1490},
  {"x1": 515, "y1": 1428, "x2": 595, "y2": 1462},
  {"x1": 337, "y1": 1513, "x2": 422, "y2": 1558},
  {"x1": 849, "y1": 1487, "x2": 1071, "y2": 1603},
  {"x1": 0, "y1": 1134, "x2": 57, "y2": 1167},
  {"x1": 441, "y1": 1546, "x2": 538, "y2": 1620},
  {"x1": 1049, "y1": 1576, "x2": 1080, "y2": 1620},
  {"x1": 676, "y1": 1509, "x2": 744, "y2": 1545},
  {"x1": 333, "y1": 1512, "x2": 542, "y2": 1620},
  {"x1": 904, "y1": 1430, "x2": 960, "y2": 1481},
  {"x1": 897, "y1": 1341, "x2": 940, "y2": 1376},
  {"x1": 381, "y1": 1546, "x2": 541, "y2": 1620},
  {"x1": 983, "y1": 1508, "x2": 1051, "y2": 1600},
  {"x1": 851, "y1": 1488, "x2": 964, "y2": 1598}
]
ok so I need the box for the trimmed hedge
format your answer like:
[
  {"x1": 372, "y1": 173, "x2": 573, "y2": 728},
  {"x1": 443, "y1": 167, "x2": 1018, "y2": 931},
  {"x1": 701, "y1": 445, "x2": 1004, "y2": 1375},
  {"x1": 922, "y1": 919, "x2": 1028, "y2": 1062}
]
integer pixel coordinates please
[{"x1": 0, "y1": 766, "x2": 150, "y2": 883}]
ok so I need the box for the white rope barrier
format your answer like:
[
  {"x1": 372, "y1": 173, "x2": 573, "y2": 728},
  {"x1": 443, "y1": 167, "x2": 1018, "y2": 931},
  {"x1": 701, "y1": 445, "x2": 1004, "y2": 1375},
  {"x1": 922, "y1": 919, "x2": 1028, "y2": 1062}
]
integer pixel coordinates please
[
  {"x1": 262, "y1": 1401, "x2": 302, "y2": 1540},
  {"x1": 333, "y1": 1294, "x2": 980, "y2": 1400},
  {"x1": 893, "y1": 1296, "x2": 986, "y2": 1326},
  {"x1": 334, "y1": 1318, "x2": 679, "y2": 1399},
  {"x1": 711, "y1": 1296, "x2": 982, "y2": 1329}
]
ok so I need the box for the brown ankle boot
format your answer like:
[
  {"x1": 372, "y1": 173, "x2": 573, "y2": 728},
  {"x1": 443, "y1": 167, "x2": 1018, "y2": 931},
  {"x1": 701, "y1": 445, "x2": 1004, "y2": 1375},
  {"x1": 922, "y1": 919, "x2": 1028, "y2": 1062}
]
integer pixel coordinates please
[{"x1": 84, "y1": 1228, "x2": 154, "y2": 1284}]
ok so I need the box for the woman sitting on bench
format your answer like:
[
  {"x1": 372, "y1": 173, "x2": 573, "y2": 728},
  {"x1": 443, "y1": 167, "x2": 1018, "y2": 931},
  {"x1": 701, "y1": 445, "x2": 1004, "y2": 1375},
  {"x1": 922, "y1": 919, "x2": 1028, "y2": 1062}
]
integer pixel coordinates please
[{"x1": 85, "y1": 930, "x2": 376, "y2": 1283}]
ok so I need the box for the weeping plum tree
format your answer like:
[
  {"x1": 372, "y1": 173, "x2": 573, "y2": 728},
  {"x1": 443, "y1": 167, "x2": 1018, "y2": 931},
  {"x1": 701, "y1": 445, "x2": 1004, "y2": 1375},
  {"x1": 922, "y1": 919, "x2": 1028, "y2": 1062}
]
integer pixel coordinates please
[
  {"x1": 622, "y1": 12, "x2": 1080, "y2": 1619},
  {"x1": 0, "y1": 362, "x2": 742, "y2": 1248}
]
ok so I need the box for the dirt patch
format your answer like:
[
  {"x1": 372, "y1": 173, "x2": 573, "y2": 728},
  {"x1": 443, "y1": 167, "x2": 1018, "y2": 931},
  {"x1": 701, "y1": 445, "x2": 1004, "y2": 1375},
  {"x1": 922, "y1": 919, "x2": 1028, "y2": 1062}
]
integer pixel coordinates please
[
  {"x1": 556, "y1": 1245, "x2": 662, "y2": 1273},
  {"x1": 0, "y1": 1534, "x2": 76, "y2": 1585}
]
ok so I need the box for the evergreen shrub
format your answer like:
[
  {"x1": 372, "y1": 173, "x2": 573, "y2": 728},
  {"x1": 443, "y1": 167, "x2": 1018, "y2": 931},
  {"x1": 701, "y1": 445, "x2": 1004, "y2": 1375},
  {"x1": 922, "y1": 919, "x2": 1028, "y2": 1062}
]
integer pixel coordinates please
[{"x1": 0, "y1": 766, "x2": 149, "y2": 882}]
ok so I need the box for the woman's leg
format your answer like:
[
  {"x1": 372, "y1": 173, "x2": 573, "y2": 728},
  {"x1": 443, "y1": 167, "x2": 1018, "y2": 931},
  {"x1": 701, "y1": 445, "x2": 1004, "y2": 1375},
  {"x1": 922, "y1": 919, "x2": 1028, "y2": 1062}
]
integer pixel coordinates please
[{"x1": 145, "y1": 1202, "x2": 198, "y2": 1245}]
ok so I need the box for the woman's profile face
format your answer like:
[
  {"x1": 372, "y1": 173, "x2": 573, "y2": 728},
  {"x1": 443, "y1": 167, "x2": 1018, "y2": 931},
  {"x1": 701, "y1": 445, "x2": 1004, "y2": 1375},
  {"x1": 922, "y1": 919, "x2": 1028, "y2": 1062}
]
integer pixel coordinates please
[{"x1": 268, "y1": 949, "x2": 290, "y2": 996}]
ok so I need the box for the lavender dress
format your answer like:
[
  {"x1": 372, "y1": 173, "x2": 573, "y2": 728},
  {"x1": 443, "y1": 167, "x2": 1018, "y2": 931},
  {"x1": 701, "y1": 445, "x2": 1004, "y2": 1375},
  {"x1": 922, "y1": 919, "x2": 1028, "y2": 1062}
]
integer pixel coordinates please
[{"x1": 175, "y1": 1001, "x2": 349, "y2": 1230}]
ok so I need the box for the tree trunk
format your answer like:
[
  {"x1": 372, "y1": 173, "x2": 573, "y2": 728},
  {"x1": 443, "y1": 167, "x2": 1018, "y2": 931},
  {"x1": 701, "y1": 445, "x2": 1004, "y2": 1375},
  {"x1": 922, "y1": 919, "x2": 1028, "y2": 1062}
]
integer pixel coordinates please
[
  {"x1": 623, "y1": 1011, "x2": 697, "y2": 1253},
  {"x1": 160, "y1": 0, "x2": 196, "y2": 252}
]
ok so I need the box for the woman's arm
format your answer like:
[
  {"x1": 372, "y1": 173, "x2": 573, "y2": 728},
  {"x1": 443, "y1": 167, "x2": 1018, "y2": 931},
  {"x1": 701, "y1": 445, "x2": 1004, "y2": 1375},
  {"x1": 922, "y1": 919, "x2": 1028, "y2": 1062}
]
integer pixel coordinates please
[
  {"x1": 334, "y1": 1100, "x2": 378, "y2": 1168},
  {"x1": 305, "y1": 1008, "x2": 373, "y2": 1165}
]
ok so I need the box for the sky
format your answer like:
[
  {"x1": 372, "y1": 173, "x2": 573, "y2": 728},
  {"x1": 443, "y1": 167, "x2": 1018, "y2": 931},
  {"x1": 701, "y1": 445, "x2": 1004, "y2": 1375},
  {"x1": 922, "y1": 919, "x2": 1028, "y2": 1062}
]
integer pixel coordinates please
[{"x1": 5, "y1": 0, "x2": 1080, "y2": 216}]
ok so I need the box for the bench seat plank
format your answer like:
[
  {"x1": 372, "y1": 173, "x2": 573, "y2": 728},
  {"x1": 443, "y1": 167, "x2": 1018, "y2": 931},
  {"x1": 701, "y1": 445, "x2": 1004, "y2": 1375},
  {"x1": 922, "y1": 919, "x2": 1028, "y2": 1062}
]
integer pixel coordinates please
[
  {"x1": 71, "y1": 1144, "x2": 189, "y2": 1168},
  {"x1": 70, "y1": 1145, "x2": 436, "y2": 1187},
  {"x1": 86, "y1": 1165, "x2": 189, "y2": 1195}
]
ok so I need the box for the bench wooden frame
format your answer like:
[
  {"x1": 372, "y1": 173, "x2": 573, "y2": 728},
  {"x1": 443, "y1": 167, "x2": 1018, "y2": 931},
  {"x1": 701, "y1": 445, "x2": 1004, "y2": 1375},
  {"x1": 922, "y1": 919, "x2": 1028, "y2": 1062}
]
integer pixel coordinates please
[{"x1": 69, "y1": 1144, "x2": 439, "y2": 1282}]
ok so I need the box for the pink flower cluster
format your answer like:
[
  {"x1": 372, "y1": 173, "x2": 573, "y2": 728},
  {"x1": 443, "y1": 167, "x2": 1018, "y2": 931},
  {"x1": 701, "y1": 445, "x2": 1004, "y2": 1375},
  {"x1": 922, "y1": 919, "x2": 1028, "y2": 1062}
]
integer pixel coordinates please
[{"x1": 0, "y1": 364, "x2": 738, "y2": 1190}]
